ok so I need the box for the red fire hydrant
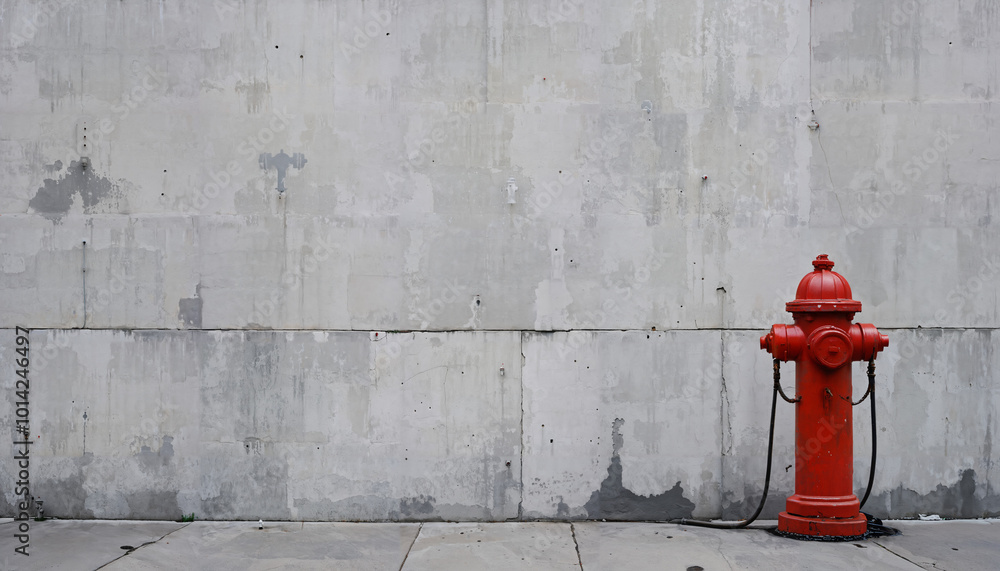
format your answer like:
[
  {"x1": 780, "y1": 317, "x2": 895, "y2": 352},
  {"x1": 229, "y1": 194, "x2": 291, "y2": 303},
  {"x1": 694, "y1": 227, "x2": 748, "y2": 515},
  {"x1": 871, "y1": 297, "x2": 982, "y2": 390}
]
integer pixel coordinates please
[{"x1": 760, "y1": 254, "x2": 888, "y2": 538}]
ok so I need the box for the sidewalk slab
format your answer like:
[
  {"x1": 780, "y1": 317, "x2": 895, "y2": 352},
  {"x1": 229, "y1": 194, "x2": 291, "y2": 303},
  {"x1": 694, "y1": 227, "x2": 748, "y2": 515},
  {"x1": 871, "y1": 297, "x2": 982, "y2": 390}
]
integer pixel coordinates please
[
  {"x1": 874, "y1": 520, "x2": 1000, "y2": 571},
  {"x1": 0, "y1": 519, "x2": 185, "y2": 571},
  {"x1": 574, "y1": 522, "x2": 732, "y2": 571},
  {"x1": 401, "y1": 522, "x2": 581, "y2": 570},
  {"x1": 101, "y1": 521, "x2": 419, "y2": 571},
  {"x1": 0, "y1": 518, "x2": 996, "y2": 570},
  {"x1": 575, "y1": 522, "x2": 922, "y2": 571}
]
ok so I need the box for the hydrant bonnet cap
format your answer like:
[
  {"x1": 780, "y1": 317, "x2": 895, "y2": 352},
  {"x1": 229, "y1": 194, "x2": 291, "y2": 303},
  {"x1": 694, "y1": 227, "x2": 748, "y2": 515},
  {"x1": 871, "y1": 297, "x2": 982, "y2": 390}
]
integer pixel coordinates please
[{"x1": 785, "y1": 254, "x2": 863, "y2": 313}]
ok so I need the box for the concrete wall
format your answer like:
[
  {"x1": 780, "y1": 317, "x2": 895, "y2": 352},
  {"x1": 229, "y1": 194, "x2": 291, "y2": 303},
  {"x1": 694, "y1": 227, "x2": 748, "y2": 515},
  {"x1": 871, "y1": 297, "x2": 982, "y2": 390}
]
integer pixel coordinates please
[{"x1": 0, "y1": 0, "x2": 997, "y2": 520}]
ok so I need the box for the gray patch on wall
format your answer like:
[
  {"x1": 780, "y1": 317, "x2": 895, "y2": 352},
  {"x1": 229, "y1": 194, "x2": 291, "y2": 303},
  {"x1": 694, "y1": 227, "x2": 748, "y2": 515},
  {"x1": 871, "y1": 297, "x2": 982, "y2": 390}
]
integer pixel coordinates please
[
  {"x1": 200, "y1": 454, "x2": 291, "y2": 520},
  {"x1": 399, "y1": 495, "x2": 436, "y2": 517},
  {"x1": 28, "y1": 160, "x2": 117, "y2": 220},
  {"x1": 178, "y1": 285, "x2": 203, "y2": 328},
  {"x1": 492, "y1": 464, "x2": 518, "y2": 520},
  {"x1": 584, "y1": 418, "x2": 696, "y2": 520},
  {"x1": 137, "y1": 436, "x2": 175, "y2": 472},
  {"x1": 34, "y1": 455, "x2": 97, "y2": 519},
  {"x1": 725, "y1": 469, "x2": 1000, "y2": 520},
  {"x1": 125, "y1": 490, "x2": 182, "y2": 521},
  {"x1": 293, "y1": 495, "x2": 399, "y2": 521}
]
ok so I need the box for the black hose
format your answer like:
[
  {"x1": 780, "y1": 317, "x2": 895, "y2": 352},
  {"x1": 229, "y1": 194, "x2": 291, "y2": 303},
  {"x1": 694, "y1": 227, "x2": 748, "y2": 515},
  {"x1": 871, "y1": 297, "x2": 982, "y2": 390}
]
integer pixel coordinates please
[
  {"x1": 671, "y1": 357, "x2": 879, "y2": 530},
  {"x1": 859, "y1": 358, "x2": 877, "y2": 508},
  {"x1": 669, "y1": 370, "x2": 780, "y2": 529}
]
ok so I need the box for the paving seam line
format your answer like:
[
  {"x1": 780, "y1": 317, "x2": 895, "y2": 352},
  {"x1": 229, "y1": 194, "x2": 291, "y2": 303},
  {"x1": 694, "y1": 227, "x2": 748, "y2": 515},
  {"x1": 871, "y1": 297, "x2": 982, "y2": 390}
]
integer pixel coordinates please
[{"x1": 872, "y1": 540, "x2": 928, "y2": 569}]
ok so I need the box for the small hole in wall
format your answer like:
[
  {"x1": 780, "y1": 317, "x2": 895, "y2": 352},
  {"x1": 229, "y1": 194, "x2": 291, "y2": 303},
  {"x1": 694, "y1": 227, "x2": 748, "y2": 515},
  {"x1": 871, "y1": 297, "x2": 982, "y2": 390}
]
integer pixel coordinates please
[
  {"x1": 550, "y1": 439, "x2": 553, "y2": 443},
  {"x1": 386, "y1": 32, "x2": 390, "y2": 36},
  {"x1": 300, "y1": 54, "x2": 304, "y2": 58},
  {"x1": 275, "y1": 45, "x2": 279, "y2": 49}
]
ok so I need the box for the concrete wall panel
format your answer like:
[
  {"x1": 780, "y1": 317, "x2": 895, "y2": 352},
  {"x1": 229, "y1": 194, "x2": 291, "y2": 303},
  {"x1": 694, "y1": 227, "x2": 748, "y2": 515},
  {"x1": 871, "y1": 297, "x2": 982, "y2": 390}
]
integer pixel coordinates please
[
  {"x1": 0, "y1": 330, "x2": 522, "y2": 520},
  {"x1": 521, "y1": 330, "x2": 723, "y2": 520}
]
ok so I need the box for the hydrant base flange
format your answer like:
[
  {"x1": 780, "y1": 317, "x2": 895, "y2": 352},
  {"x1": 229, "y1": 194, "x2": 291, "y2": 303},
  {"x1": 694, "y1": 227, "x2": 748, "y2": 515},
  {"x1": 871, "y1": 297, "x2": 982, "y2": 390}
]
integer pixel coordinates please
[{"x1": 777, "y1": 511, "x2": 867, "y2": 538}]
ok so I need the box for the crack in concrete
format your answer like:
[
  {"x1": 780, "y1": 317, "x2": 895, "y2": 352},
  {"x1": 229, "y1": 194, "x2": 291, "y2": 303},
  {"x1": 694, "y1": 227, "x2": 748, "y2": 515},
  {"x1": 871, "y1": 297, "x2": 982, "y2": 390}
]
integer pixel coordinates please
[
  {"x1": 95, "y1": 522, "x2": 191, "y2": 570},
  {"x1": 570, "y1": 523, "x2": 584, "y2": 570},
  {"x1": 398, "y1": 523, "x2": 422, "y2": 571},
  {"x1": 518, "y1": 332, "x2": 525, "y2": 520},
  {"x1": 720, "y1": 333, "x2": 733, "y2": 458}
]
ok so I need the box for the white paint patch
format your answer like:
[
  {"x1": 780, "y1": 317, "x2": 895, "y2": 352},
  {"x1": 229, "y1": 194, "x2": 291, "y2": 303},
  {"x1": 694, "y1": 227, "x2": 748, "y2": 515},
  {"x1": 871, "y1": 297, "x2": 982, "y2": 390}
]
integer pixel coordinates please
[{"x1": 1, "y1": 254, "x2": 26, "y2": 273}]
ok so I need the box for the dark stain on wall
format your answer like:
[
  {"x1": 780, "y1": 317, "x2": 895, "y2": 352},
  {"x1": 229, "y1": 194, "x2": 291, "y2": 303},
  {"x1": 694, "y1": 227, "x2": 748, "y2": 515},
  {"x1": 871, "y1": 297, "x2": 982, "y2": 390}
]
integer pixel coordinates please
[
  {"x1": 399, "y1": 495, "x2": 436, "y2": 517},
  {"x1": 865, "y1": 469, "x2": 1000, "y2": 519},
  {"x1": 584, "y1": 418, "x2": 696, "y2": 520},
  {"x1": 28, "y1": 160, "x2": 118, "y2": 220},
  {"x1": 721, "y1": 484, "x2": 789, "y2": 520}
]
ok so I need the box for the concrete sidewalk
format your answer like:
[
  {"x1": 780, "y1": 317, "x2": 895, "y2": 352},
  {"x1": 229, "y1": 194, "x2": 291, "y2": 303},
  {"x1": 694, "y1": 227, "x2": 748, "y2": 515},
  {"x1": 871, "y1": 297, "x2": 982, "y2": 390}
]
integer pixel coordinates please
[{"x1": 0, "y1": 518, "x2": 997, "y2": 570}]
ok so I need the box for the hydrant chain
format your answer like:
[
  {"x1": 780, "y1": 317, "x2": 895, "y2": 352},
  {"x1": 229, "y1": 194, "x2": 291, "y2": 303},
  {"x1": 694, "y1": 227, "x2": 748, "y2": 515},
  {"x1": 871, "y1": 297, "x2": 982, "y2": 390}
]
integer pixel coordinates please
[
  {"x1": 852, "y1": 357, "x2": 876, "y2": 406},
  {"x1": 773, "y1": 358, "x2": 800, "y2": 403}
]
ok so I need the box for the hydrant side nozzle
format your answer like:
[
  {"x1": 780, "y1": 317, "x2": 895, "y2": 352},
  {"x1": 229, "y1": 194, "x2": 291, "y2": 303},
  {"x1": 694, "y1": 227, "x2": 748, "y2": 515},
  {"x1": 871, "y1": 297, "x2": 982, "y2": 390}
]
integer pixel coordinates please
[
  {"x1": 763, "y1": 324, "x2": 804, "y2": 361},
  {"x1": 850, "y1": 323, "x2": 889, "y2": 360}
]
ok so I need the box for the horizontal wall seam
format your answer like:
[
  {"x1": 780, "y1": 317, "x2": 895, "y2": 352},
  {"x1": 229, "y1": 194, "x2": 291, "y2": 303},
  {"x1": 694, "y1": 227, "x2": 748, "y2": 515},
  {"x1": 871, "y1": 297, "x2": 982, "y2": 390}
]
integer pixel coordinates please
[{"x1": 3, "y1": 327, "x2": 997, "y2": 333}]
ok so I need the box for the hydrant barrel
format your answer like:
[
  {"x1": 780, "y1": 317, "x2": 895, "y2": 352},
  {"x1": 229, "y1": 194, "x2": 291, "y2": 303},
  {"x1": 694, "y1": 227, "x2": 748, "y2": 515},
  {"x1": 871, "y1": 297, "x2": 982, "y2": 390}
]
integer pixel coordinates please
[{"x1": 760, "y1": 254, "x2": 887, "y2": 538}]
